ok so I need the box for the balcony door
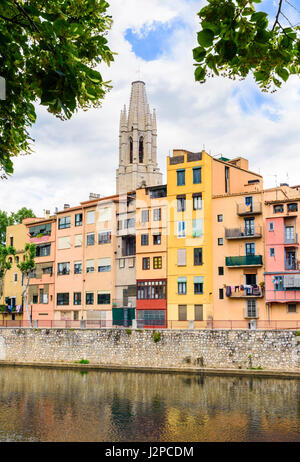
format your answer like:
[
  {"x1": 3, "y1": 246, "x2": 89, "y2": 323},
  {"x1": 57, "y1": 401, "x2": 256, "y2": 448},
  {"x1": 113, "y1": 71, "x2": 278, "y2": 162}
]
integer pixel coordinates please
[
  {"x1": 285, "y1": 226, "x2": 295, "y2": 243},
  {"x1": 244, "y1": 218, "x2": 255, "y2": 236},
  {"x1": 245, "y1": 243, "x2": 255, "y2": 256},
  {"x1": 286, "y1": 250, "x2": 296, "y2": 270}
]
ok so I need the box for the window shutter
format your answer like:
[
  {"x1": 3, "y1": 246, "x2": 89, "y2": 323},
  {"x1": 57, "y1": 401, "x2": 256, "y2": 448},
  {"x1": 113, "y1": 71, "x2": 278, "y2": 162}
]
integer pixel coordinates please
[{"x1": 177, "y1": 249, "x2": 186, "y2": 266}]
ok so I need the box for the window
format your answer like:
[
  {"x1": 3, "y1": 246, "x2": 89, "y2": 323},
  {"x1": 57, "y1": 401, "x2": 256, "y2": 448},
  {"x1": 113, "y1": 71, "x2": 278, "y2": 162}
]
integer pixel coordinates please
[
  {"x1": 58, "y1": 236, "x2": 71, "y2": 250},
  {"x1": 225, "y1": 166, "x2": 230, "y2": 193},
  {"x1": 57, "y1": 262, "x2": 70, "y2": 275},
  {"x1": 177, "y1": 169, "x2": 185, "y2": 186},
  {"x1": 217, "y1": 215, "x2": 223, "y2": 222},
  {"x1": 86, "y1": 259, "x2": 95, "y2": 273},
  {"x1": 273, "y1": 204, "x2": 284, "y2": 213},
  {"x1": 153, "y1": 208, "x2": 161, "y2": 221},
  {"x1": 32, "y1": 295, "x2": 38, "y2": 304},
  {"x1": 14, "y1": 273, "x2": 17, "y2": 282},
  {"x1": 194, "y1": 248, "x2": 203, "y2": 266},
  {"x1": 246, "y1": 299, "x2": 257, "y2": 317},
  {"x1": 177, "y1": 221, "x2": 186, "y2": 238},
  {"x1": 274, "y1": 276, "x2": 284, "y2": 291},
  {"x1": 122, "y1": 236, "x2": 135, "y2": 256},
  {"x1": 73, "y1": 311, "x2": 79, "y2": 320},
  {"x1": 245, "y1": 243, "x2": 255, "y2": 256},
  {"x1": 119, "y1": 259, "x2": 125, "y2": 268},
  {"x1": 75, "y1": 234, "x2": 82, "y2": 247},
  {"x1": 219, "y1": 288, "x2": 224, "y2": 299},
  {"x1": 98, "y1": 232, "x2": 111, "y2": 244},
  {"x1": 269, "y1": 222, "x2": 274, "y2": 231},
  {"x1": 142, "y1": 257, "x2": 150, "y2": 270},
  {"x1": 73, "y1": 292, "x2": 81, "y2": 305},
  {"x1": 58, "y1": 216, "x2": 71, "y2": 229},
  {"x1": 287, "y1": 203, "x2": 298, "y2": 212},
  {"x1": 287, "y1": 303, "x2": 297, "y2": 313},
  {"x1": 137, "y1": 309, "x2": 166, "y2": 326},
  {"x1": 129, "y1": 137, "x2": 133, "y2": 163},
  {"x1": 177, "y1": 196, "x2": 186, "y2": 212},
  {"x1": 86, "y1": 233, "x2": 95, "y2": 246},
  {"x1": 97, "y1": 293, "x2": 111, "y2": 305},
  {"x1": 178, "y1": 305, "x2": 187, "y2": 321},
  {"x1": 270, "y1": 248, "x2": 275, "y2": 257},
  {"x1": 153, "y1": 234, "x2": 161, "y2": 245},
  {"x1": 141, "y1": 234, "x2": 149, "y2": 246},
  {"x1": 153, "y1": 256, "x2": 162, "y2": 269},
  {"x1": 125, "y1": 218, "x2": 135, "y2": 228},
  {"x1": 86, "y1": 292, "x2": 94, "y2": 305},
  {"x1": 74, "y1": 262, "x2": 82, "y2": 274},
  {"x1": 137, "y1": 280, "x2": 167, "y2": 300},
  {"x1": 218, "y1": 266, "x2": 224, "y2": 276},
  {"x1": 177, "y1": 249, "x2": 186, "y2": 266},
  {"x1": 10, "y1": 237, "x2": 13, "y2": 246},
  {"x1": 194, "y1": 277, "x2": 203, "y2": 294},
  {"x1": 16, "y1": 256, "x2": 19, "y2": 263},
  {"x1": 244, "y1": 218, "x2": 255, "y2": 236},
  {"x1": 141, "y1": 210, "x2": 149, "y2": 223},
  {"x1": 36, "y1": 244, "x2": 51, "y2": 256},
  {"x1": 75, "y1": 213, "x2": 82, "y2": 226},
  {"x1": 86, "y1": 210, "x2": 95, "y2": 224},
  {"x1": 178, "y1": 278, "x2": 187, "y2": 294},
  {"x1": 57, "y1": 293, "x2": 69, "y2": 306},
  {"x1": 29, "y1": 223, "x2": 51, "y2": 237},
  {"x1": 98, "y1": 258, "x2": 111, "y2": 272},
  {"x1": 193, "y1": 167, "x2": 202, "y2": 184},
  {"x1": 139, "y1": 137, "x2": 144, "y2": 163},
  {"x1": 218, "y1": 238, "x2": 223, "y2": 246},
  {"x1": 194, "y1": 305, "x2": 203, "y2": 321},
  {"x1": 117, "y1": 220, "x2": 122, "y2": 231},
  {"x1": 193, "y1": 219, "x2": 203, "y2": 237},
  {"x1": 193, "y1": 193, "x2": 202, "y2": 210},
  {"x1": 98, "y1": 207, "x2": 111, "y2": 222}
]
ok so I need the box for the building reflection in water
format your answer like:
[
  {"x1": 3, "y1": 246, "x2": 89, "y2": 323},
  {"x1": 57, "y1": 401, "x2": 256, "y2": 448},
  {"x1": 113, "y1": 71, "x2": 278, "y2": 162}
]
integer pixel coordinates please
[{"x1": 0, "y1": 367, "x2": 299, "y2": 442}]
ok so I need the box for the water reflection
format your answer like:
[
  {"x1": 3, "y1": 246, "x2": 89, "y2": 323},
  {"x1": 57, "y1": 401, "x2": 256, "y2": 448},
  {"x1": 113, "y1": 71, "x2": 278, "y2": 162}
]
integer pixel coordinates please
[{"x1": 0, "y1": 367, "x2": 299, "y2": 442}]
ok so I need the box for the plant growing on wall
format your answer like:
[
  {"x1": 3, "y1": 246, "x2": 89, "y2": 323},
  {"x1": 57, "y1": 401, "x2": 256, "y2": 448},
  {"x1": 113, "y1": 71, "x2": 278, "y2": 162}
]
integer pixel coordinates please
[
  {"x1": 17, "y1": 243, "x2": 36, "y2": 327},
  {"x1": 0, "y1": 244, "x2": 16, "y2": 302}
]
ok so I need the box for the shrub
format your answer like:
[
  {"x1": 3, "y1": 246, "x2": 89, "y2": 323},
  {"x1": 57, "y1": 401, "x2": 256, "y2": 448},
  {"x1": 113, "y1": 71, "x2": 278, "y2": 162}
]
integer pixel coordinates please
[
  {"x1": 126, "y1": 329, "x2": 132, "y2": 335},
  {"x1": 75, "y1": 359, "x2": 89, "y2": 364},
  {"x1": 153, "y1": 331, "x2": 161, "y2": 343},
  {"x1": 295, "y1": 331, "x2": 300, "y2": 336}
]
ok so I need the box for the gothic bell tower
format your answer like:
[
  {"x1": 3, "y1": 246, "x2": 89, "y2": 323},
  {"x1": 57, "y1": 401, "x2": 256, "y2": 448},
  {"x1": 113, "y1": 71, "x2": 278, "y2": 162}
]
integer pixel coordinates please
[{"x1": 116, "y1": 81, "x2": 163, "y2": 194}]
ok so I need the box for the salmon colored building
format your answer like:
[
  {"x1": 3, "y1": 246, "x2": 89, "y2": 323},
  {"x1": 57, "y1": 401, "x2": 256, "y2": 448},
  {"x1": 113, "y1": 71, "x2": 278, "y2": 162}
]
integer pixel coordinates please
[
  {"x1": 25, "y1": 215, "x2": 57, "y2": 322},
  {"x1": 54, "y1": 196, "x2": 118, "y2": 324},
  {"x1": 135, "y1": 185, "x2": 168, "y2": 327}
]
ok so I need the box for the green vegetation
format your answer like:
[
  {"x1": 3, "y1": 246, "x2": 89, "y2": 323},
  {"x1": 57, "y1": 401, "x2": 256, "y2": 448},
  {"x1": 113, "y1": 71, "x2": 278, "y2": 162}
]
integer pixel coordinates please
[
  {"x1": 250, "y1": 366, "x2": 263, "y2": 370},
  {"x1": 126, "y1": 328, "x2": 132, "y2": 335},
  {"x1": 194, "y1": 0, "x2": 300, "y2": 92},
  {"x1": 0, "y1": 0, "x2": 114, "y2": 175},
  {"x1": 153, "y1": 331, "x2": 161, "y2": 343},
  {"x1": 295, "y1": 331, "x2": 300, "y2": 336},
  {"x1": 0, "y1": 207, "x2": 35, "y2": 245},
  {"x1": 75, "y1": 359, "x2": 90, "y2": 364}
]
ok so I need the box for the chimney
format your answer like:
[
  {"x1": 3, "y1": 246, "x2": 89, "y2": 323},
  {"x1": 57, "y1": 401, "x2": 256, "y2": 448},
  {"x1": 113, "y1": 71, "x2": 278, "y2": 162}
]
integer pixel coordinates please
[
  {"x1": 64, "y1": 204, "x2": 70, "y2": 209},
  {"x1": 89, "y1": 193, "x2": 101, "y2": 200}
]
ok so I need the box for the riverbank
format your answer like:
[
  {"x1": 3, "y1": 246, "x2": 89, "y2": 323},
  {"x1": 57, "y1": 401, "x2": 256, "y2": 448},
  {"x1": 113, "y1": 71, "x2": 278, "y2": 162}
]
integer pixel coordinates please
[{"x1": 1, "y1": 359, "x2": 300, "y2": 379}]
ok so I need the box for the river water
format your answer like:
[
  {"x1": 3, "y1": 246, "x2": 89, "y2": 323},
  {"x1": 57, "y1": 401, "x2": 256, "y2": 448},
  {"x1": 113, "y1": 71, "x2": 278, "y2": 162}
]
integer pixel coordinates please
[{"x1": 0, "y1": 366, "x2": 299, "y2": 442}]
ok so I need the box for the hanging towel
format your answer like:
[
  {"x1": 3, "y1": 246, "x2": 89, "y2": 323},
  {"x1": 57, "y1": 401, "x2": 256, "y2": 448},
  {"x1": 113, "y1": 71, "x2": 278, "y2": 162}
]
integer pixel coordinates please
[{"x1": 226, "y1": 286, "x2": 232, "y2": 297}]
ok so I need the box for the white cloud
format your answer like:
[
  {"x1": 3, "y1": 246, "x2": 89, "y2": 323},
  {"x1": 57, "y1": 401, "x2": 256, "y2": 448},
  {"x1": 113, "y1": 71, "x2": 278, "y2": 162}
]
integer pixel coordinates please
[{"x1": 1, "y1": 0, "x2": 300, "y2": 217}]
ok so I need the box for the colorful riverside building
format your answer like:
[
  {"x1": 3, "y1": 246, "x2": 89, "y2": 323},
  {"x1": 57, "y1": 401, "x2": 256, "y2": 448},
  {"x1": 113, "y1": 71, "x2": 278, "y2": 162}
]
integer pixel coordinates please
[
  {"x1": 264, "y1": 185, "x2": 300, "y2": 323},
  {"x1": 135, "y1": 185, "x2": 168, "y2": 327},
  {"x1": 167, "y1": 150, "x2": 266, "y2": 327}
]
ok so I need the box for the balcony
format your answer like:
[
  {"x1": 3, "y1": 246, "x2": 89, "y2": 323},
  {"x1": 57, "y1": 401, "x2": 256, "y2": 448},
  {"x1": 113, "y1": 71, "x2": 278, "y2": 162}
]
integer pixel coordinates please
[
  {"x1": 225, "y1": 255, "x2": 263, "y2": 267},
  {"x1": 237, "y1": 202, "x2": 262, "y2": 216},
  {"x1": 284, "y1": 234, "x2": 298, "y2": 245},
  {"x1": 225, "y1": 226, "x2": 262, "y2": 240},
  {"x1": 226, "y1": 286, "x2": 263, "y2": 298},
  {"x1": 285, "y1": 261, "x2": 299, "y2": 270}
]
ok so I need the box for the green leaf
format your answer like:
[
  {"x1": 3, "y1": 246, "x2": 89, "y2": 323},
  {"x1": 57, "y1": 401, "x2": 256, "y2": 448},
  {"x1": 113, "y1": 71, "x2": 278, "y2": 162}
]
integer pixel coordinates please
[
  {"x1": 195, "y1": 66, "x2": 206, "y2": 81},
  {"x1": 193, "y1": 47, "x2": 206, "y2": 62},
  {"x1": 277, "y1": 68, "x2": 289, "y2": 82},
  {"x1": 197, "y1": 29, "x2": 215, "y2": 48}
]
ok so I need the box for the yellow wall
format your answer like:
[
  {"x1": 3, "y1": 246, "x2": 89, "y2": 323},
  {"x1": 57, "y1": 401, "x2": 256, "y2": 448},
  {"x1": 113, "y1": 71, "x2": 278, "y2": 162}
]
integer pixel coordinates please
[{"x1": 167, "y1": 150, "x2": 213, "y2": 324}]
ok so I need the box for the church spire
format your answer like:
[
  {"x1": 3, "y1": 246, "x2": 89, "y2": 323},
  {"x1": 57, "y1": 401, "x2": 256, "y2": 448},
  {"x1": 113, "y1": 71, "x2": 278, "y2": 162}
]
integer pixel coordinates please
[{"x1": 116, "y1": 81, "x2": 162, "y2": 194}]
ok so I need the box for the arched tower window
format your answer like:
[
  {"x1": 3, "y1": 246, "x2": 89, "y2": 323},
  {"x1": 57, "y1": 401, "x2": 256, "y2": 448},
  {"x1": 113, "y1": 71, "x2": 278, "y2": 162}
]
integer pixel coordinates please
[
  {"x1": 139, "y1": 137, "x2": 144, "y2": 163},
  {"x1": 129, "y1": 137, "x2": 133, "y2": 164}
]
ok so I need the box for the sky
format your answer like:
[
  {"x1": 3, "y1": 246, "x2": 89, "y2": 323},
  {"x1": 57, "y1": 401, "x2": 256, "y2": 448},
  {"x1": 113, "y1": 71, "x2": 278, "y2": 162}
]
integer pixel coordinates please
[{"x1": 1, "y1": 0, "x2": 300, "y2": 217}]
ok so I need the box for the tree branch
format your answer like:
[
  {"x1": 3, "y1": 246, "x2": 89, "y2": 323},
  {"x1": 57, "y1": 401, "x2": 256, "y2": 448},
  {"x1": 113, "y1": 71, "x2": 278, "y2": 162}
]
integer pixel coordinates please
[
  {"x1": 12, "y1": 0, "x2": 40, "y2": 33},
  {"x1": 0, "y1": 13, "x2": 27, "y2": 27},
  {"x1": 272, "y1": 0, "x2": 283, "y2": 31}
]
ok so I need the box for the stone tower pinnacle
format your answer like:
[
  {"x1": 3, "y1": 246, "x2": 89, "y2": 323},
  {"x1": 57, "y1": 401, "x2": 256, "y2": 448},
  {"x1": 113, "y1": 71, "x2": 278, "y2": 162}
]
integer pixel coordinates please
[{"x1": 116, "y1": 81, "x2": 162, "y2": 194}]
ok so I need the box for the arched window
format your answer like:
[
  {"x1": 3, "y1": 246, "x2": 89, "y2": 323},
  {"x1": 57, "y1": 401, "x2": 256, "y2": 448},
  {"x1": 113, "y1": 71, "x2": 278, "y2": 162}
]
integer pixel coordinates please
[
  {"x1": 139, "y1": 137, "x2": 144, "y2": 163},
  {"x1": 129, "y1": 137, "x2": 133, "y2": 163}
]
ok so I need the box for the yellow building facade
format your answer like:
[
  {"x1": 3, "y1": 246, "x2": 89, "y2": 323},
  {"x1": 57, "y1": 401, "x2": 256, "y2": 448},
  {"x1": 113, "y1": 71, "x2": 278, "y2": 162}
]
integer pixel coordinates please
[{"x1": 167, "y1": 150, "x2": 213, "y2": 327}]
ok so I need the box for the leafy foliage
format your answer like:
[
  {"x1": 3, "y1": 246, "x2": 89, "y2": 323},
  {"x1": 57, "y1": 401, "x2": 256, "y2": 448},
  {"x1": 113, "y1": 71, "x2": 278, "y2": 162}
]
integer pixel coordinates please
[
  {"x1": 0, "y1": 207, "x2": 35, "y2": 245},
  {"x1": 17, "y1": 243, "x2": 36, "y2": 276},
  {"x1": 0, "y1": 0, "x2": 115, "y2": 176},
  {"x1": 193, "y1": 0, "x2": 300, "y2": 91},
  {"x1": 0, "y1": 245, "x2": 16, "y2": 298}
]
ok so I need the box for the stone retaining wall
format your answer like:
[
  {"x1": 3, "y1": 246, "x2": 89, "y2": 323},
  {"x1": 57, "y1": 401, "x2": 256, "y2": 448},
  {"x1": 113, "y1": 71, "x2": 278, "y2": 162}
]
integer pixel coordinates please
[{"x1": 0, "y1": 328, "x2": 300, "y2": 371}]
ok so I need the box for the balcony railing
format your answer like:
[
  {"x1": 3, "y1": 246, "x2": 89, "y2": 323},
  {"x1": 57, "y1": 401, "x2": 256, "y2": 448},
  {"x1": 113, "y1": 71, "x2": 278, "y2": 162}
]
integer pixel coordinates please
[
  {"x1": 225, "y1": 226, "x2": 262, "y2": 239},
  {"x1": 284, "y1": 234, "x2": 298, "y2": 244},
  {"x1": 226, "y1": 255, "x2": 263, "y2": 267},
  {"x1": 226, "y1": 286, "x2": 263, "y2": 298},
  {"x1": 237, "y1": 202, "x2": 262, "y2": 216},
  {"x1": 285, "y1": 261, "x2": 299, "y2": 270}
]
